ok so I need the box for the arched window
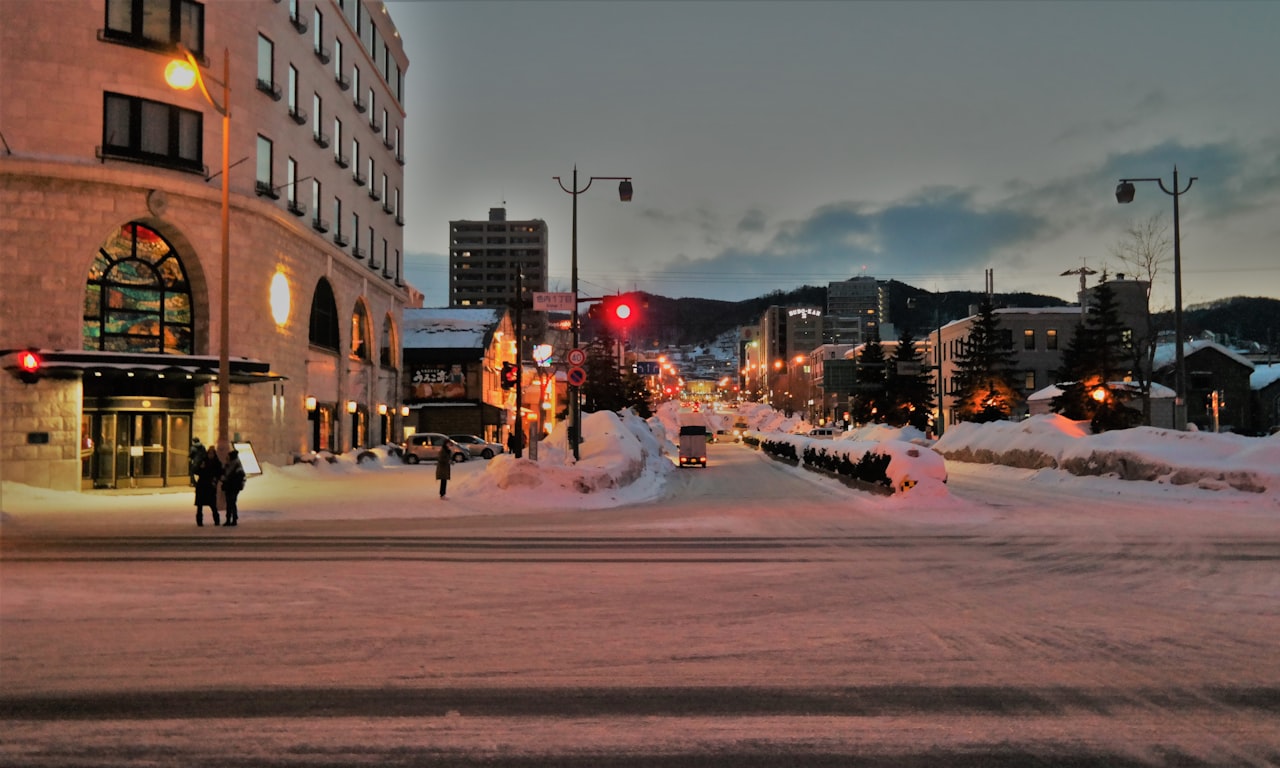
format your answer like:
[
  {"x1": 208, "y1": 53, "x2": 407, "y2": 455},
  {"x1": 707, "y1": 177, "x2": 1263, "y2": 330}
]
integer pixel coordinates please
[
  {"x1": 309, "y1": 278, "x2": 340, "y2": 350},
  {"x1": 84, "y1": 222, "x2": 194, "y2": 354},
  {"x1": 351, "y1": 301, "x2": 371, "y2": 360},
  {"x1": 379, "y1": 313, "x2": 396, "y2": 368}
]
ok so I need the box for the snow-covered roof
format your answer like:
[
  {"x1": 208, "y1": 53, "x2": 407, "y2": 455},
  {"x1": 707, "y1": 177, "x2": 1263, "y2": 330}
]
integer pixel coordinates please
[
  {"x1": 1153, "y1": 339, "x2": 1255, "y2": 372},
  {"x1": 402, "y1": 308, "x2": 506, "y2": 350},
  {"x1": 1027, "y1": 381, "x2": 1175, "y2": 401},
  {"x1": 1252, "y1": 363, "x2": 1280, "y2": 391}
]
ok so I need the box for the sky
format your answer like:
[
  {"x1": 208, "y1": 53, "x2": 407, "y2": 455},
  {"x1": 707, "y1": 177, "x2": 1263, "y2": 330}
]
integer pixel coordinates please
[{"x1": 384, "y1": 1, "x2": 1280, "y2": 310}]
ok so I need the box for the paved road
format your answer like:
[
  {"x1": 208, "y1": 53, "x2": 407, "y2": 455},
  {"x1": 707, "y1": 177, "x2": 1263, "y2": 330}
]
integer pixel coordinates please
[{"x1": 2, "y1": 443, "x2": 1278, "y2": 766}]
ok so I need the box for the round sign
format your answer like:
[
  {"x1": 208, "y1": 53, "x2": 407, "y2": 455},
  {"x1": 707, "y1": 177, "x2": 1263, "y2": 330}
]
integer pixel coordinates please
[
  {"x1": 566, "y1": 348, "x2": 586, "y2": 366},
  {"x1": 567, "y1": 366, "x2": 587, "y2": 387}
]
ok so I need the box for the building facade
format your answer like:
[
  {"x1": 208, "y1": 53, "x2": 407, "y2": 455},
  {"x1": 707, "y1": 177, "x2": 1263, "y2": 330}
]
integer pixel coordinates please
[
  {"x1": 0, "y1": 0, "x2": 414, "y2": 490},
  {"x1": 827, "y1": 276, "x2": 886, "y2": 343}
]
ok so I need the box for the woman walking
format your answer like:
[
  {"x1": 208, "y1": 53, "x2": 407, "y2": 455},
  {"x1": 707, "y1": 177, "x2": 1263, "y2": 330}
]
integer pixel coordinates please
[
  {"x1": 193, "y1": 451, "x2": 222, "y2": 527},
  {"x1": 436, "y1": 439, "x2": 454, "y2": 499}
]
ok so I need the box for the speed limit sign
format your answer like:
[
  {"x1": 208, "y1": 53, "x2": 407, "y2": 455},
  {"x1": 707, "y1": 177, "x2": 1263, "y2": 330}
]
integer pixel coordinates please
[{"x1": 567, "y1": 348, "x2": 586, "y2": 366}]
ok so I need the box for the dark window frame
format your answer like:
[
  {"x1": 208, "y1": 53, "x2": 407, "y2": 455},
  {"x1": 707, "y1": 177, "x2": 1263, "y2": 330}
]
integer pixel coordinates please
[
  {"x1": 101, "y1": 91, "x2": 204, "y2": 174},
  {"x1": 102, "y1": 0, "x2": 205, "y2": 57},
  {"x1": 309, "y1": 278, "x2": 341, "y2": 351}
]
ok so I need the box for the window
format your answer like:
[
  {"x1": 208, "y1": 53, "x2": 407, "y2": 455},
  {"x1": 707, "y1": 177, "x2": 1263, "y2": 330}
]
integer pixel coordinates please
[
  {"x1": 252, "y1": 34, "x2": 277, "y2": 99},
  {"x1": 102, "y1": 92, "x2": 202, "y2": 173},
  {"x1": 84, "y1": 222, "x2": 194, "y2": 354},
  {"x1": 255, "y1": 134, "x2": 274, "y2": 195},
  {"x1": 382, "y1": 238, "x2": 391, "y2": 278},
  {"x1": 312, "y1": 8, "x2": 323, "y2": 53},
  {"x1": 311, "y1": 179, "x2": 322, "y2": 227},
  {"x1": 312, "y1": 93, "x2": 322, "y2": 136},
  {"x1": 309, "y1": 278, "x2": 340, "y2": 351},
  {"x1": 1023, "y1": 371, "x2": 1036, "y2": 390},
  {"x1": 366, "y1": 157, "x2": 375, "y2": 195},
  {"x1": 333, "y1": 197, "x2": 345, "y2": 245},
  {"x1": 104, "y1": 0, "x2": 204, "y2": 55},
  {"x1": 351, "y1": 138, "x2": 360, "y2": 177},
  {"x1": 333, "y1": 116, "x2": 343, "y2": 161},
  {"x1": 380, "y1": 316, "x2": 396, "y2": 368},
  {"x1": 1024, "y1": 329, "x2": 1036, "y2": 350},
  {"x1": 351, "y1": 302, "x2": 370, "y2": 360},
  {"x1": 351, "y1": 211, "x2": 361, "y2": 256},
  {"x1": 352, "y1": 66, "x2": 361, "y2": 105},
  {"x1": 286, "y1": 157, "x2": 301, "y2": 212},
  {"x1": 288, "y1": 65, "x2": 303, "y2": 122},
  {"x1": 334, "y1": 39, "x2": 344, "y2": 82},
  {"x1": 1046, "y1": 328, "x2": 1058, "y2": 351},
  {"x1": 368, "y1": 225, "x2": 377, "y2": 269}
]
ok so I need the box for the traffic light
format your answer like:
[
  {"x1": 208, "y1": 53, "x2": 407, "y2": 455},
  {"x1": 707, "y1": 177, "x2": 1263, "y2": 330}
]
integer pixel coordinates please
[
  {"x1": 500, "y1": 361, "x2": 518, "y2": 389},
  {"x1": 602, "y1": 294, "x2": 640, "y2": 328},
  {"x1": 16, "y1": 349, "x2": 41, "y2": 384}
]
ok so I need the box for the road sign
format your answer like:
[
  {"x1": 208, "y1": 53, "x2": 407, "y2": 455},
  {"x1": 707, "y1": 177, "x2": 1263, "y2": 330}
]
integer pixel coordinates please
[
  {"x1": 566, "y1": 348, "x2": 586, "y2": 366},
  {"x1": 634, "y1": 361, "x2": 660, "y2": 376},
  {"x1": 533, "y1": 292, "x2": 576, "y2": 311},
  {"x1": 567, "y1": 366, "x2": 587, "y2": 387}
]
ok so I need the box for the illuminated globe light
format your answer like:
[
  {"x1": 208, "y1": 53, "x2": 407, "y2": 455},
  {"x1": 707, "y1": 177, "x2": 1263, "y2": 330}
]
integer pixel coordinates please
[
  {"x1": 269, "y1": 270, "x2": 291, "y2": 326},
  {"x1": 614, "y1": 302, "x2": 632, "y2": 321},
  {"x1": 164, "y1": 59, "x2": 198, "y2": 91}
]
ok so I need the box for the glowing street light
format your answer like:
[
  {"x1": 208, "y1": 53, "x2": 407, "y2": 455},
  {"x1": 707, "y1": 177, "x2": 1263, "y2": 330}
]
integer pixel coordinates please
[{"x1": 167, "y1": 45, "x2": 233, "y2": 459}]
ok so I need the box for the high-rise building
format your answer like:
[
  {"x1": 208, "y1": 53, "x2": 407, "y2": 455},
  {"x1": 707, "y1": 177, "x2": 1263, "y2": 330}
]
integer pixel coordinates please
[
  {"x1": 449, "y1": 208, "x2": 548, "y2": 308},
  {"x1": 0, "y1": 0, "x2": 414, "y2": 491},
  {"x1": 827, "y1": 276, "x2": 887, "y2": 342}
]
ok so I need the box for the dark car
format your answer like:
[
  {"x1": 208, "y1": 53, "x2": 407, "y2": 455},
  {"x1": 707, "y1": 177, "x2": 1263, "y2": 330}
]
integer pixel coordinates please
[
  {"x1": 401, "y1": 433, "x2": 468, "y2": 464},
  {"x1": 449, "y1": 434, "x2": 505, "y2": 460}
]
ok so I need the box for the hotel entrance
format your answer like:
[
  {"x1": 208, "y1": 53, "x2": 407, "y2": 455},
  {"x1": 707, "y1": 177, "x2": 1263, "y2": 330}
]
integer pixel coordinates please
[{"x1": 82, "y1": 397, "x2": 194, "y2": 490}]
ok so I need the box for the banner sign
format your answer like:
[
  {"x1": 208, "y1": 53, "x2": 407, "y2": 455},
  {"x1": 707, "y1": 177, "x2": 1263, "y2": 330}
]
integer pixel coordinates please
[{"x1": 533, "y1": 292, "x2": 576, "y2": 311}]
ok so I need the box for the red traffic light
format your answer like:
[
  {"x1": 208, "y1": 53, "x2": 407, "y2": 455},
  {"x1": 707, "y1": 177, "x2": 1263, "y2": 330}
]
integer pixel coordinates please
[
  {"x1": 16, "y1": 349, "x2": 42, "y2": 384},
  {"x1": 613, "y1": 301, "x2": 632, "y2": 321},
  {"x1": 501, "y1": 361, "x2": 518, "y2": 389}
]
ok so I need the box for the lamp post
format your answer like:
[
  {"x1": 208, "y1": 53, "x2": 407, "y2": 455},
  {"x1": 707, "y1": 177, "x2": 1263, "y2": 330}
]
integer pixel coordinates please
[
  {"x1": 167, "y1": 46, "x2": 232, "y2": 459},
  {"x1": 1116, "y1": 166, "x2": 1196, "y2": 430},
  {"x1": 553, "y1": 166, "x2": 633, "y2": 460}
]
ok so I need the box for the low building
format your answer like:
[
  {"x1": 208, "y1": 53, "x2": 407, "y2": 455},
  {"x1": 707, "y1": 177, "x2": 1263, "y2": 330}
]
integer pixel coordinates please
[
  {"x1": 1154, "y1": 340, "x2": 1255, "y2": 432},
  {"x1": 402, "y1": 309, "x2": 516, "y2": 445}
]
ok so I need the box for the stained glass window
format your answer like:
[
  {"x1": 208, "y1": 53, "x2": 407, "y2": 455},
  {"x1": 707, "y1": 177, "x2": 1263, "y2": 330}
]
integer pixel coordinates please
[{"x1": 83, "y1": 222, "x2": 194, "y2": 354}]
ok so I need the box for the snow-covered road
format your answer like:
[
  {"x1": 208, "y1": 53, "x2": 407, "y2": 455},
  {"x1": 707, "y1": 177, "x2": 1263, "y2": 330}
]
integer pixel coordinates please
[{"x1": 3, "y1": 441, "x2": 1278, "y2": 766}]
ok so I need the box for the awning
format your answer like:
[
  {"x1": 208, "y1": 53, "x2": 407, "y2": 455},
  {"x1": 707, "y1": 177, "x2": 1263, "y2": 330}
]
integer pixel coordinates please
[{"x1": 1, "y1": 349, "x2": 286, "y2": 384}]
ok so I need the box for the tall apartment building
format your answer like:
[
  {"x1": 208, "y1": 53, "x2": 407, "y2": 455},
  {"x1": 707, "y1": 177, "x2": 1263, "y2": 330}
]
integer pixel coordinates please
[
  {"x1": 449, "y1": 208, "x2": 548, "y2": 346},
  {"x1": 0, "y1": 0, "x2": 413, "y2": 492},
  {"x1": 827, "y1": 276, "x2": 887, "y2": 343},
  {"x1": 449, "y1": 208, "x2": 548, "y2": 307}
]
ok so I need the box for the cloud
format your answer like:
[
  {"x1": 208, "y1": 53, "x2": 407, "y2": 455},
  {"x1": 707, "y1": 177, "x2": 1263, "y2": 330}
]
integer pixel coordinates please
[{"x1": 647, "y1": 188, "x2": 1047, "y2": 291}]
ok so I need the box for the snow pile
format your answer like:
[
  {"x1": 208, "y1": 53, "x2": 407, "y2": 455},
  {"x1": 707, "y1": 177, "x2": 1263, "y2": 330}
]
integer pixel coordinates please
[
  {"x1": 763, "y1": 430, "x2": 949, "y2": 492},
  {"x1": 457, "y1": 409, "x2": 674, "y2": 498},
  {"x1": 734, "y1": 402, "x2": 806, "y2": 434},
  {"x1": 935, "y1": 415, "x2": 1280, "y2": 493}
]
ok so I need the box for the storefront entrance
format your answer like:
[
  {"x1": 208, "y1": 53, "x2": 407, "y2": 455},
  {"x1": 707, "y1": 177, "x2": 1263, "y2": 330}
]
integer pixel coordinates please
[{"x1": 82, "y1": 397, "x2": 193, "y2": 489}]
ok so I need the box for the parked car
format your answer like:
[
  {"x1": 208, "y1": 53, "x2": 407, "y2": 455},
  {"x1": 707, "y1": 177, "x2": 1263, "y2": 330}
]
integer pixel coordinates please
[
  {"x1": 401, "y1": 433, "x2": 468, "y2": 464},
  {"x1": 449, "y1": 434, "x2": 505, "y2": 460}
]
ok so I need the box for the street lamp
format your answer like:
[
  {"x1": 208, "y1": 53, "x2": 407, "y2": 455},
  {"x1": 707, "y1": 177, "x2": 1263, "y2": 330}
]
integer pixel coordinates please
[
  {"x1": 553, "y1": 166, "x2": 633, "y2": 460},
  {"x1": 1116, "y1": 166, "x2": 1196, "y2": 430},
  {"x1": 167, "y1": 45, "x2": 232, "y2": 459}
]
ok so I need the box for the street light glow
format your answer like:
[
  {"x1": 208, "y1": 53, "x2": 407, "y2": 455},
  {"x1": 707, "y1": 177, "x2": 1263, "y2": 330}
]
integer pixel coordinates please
[{"x1": 164, "y1": 59, "x2": 198, "y2": 90}]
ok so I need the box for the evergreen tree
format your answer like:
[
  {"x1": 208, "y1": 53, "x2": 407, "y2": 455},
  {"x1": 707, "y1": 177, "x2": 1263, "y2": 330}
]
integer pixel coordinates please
[
  {"x1": 849, "y1": 332, "x2": 888, "y2": 424},
  {"x1": 581, "y1": 333, "x2": 627, "y2": 414},
  {"x1": 1050, "y1": 280, "x2": 1142, "y2": 432},
  {"x1": 885, "y1": 329, "x2": 934, "y2": 431},
  {"x1": 951, "y1": 298, "x2": 1023, "y2": 423}
]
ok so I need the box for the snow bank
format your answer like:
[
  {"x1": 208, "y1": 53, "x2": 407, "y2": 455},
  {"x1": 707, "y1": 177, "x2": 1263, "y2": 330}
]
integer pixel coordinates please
[{"x1": 935, "y1": 414, "x2": 1280, "y2": 493}]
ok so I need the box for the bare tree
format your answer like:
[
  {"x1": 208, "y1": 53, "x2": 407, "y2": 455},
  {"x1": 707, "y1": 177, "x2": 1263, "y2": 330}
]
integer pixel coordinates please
[{"x1": 1108, "y1": 212, "x2": 1170, "y2": 425}]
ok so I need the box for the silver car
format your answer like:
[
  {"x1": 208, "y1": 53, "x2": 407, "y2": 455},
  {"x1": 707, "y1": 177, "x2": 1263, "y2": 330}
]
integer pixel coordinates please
[
  {"x1": 449, "y1": 434, "x2": 505, "y2": 460},
  {"x1": 401, "y1": 433, "x2": 468, "y2": 464}
]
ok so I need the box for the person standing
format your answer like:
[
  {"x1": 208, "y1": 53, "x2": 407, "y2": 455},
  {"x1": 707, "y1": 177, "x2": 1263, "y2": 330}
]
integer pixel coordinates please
[
  {"x1": 188, "y1": 437, "x2": 206, "y2": 486},
  {"x1": 436, "y1": 439, "x2": 454, "y2": 499},
  {"x1": 222, "y1": 449, "x2": 246, "y2": 526},
  {"x1": 193, "y1": 451, "x2": 222, "y2": 527}
]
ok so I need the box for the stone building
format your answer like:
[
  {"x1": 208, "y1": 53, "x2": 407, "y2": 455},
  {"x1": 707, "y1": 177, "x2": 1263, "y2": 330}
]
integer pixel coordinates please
[{"x1": 0, "y1": 0, "x2": 414, "y2": 490}]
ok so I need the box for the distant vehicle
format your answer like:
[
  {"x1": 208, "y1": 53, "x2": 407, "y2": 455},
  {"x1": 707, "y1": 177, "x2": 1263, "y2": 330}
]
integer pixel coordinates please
[
  {"x1": 807, "y1": 428, "x2": 839, "y2": 439},
  {"x1": 449, "y1": 434, "x2": 505, "y2": 459},
  {"x1": 678, "y1": 425, "x2": 708, "y2": 467},
  {"x1": 401, "y1": 433, "x2": 468, "y2": 464},
  {"x1": 714, "y1": 428, "x2": 734, "y2": 443},
  {"x1": 732, "y1": 421, "x2": 750, "y2": 441}
]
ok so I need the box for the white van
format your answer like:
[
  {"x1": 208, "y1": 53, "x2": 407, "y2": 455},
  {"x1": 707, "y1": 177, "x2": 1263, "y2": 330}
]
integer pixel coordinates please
[{"x1": 807, "y1": 428, "x2": 839, "y2": 439}]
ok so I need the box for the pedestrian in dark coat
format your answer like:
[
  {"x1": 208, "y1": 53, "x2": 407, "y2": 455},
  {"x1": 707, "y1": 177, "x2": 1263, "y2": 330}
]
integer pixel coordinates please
[
  {"x1": 188, "y1": 437, "x2": 206, "y2": 486},
  {"x1": 194, "y1": 451, "x2": 222, "y2": 527},
  {"x1": 436, "y1": 439, "x2": 454, "y2": 499},
  {"x1": 222, "y1": 450, "x2": 246, "y2": 526}
]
